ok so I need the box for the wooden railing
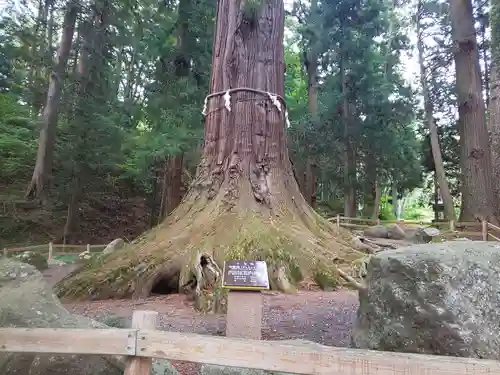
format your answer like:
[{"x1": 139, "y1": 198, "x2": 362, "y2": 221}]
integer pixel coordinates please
[
  {"x1": 328, "y1": 215, "x2": 494, "y2": 240},
  {"x1": 1, "y1": 310, "x2": 499, "y2": 375},
  {"x1": 2, "y1": 242, "x2": 107, "y2": 260},
  {"x1": 486, "y1": 221, "x2": 500, "y2": 242}
]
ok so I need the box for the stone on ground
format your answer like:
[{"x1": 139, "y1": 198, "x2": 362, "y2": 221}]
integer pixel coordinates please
[
  {"x1": 385, "y1": 223, "x2": 406, "y2": 240},
  {"x1": 352, "y1": 241, "x2": 500, "y2": 359},
  {"x1": 0, "y1": 258, "x2": 178, "y2": 375},
  {"x1": 363, "y1": 225, "x2": 389, "y2": 238},
  {"x1": 364, "y1": 223, "x2": 440, "y2": 244},
  {"x1": 13, "y1": 250, "x2": 48, "y2": 270},
  {"x1": 404, "y1": 227, "x2": 441, "y2": 244},
  {"x1": 363, "y1": 223, "x2": 406, "y2": 240}
]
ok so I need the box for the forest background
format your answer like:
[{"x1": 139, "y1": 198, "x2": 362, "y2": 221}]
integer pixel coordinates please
[{"x1": 0, "y1": 0, "x2": 491, "y2": 247}]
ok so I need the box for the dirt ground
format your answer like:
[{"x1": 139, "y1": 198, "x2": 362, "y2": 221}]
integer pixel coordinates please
[{"x1": 44, "y1": 264, "x2": 359, "y2": 375}]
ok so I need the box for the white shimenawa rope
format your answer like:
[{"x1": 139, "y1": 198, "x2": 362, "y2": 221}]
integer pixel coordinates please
[{"x1": 201, "y1": 87, "x2": 291, "y2": 128}]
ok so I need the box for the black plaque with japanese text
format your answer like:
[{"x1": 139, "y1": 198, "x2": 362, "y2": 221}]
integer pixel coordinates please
[{"x1": 222, "y1": 260, "x2": 269, "y2": 290}]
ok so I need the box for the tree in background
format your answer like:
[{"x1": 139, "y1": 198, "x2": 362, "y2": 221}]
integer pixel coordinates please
[
  {"x1": 416, "y1": 0, "x2": 455, "y2": 221},
  {"x1": 489, "y1": 0, "x2": 500, "y2": 217},
  {"x1": 450, "y1": 0, "x2": 496, "y2": 222}
]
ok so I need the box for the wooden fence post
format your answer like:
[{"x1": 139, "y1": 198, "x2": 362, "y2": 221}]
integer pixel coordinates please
[
  {"x1": 124, "y1": 310, "x2": 158, "y2": 375},
  {"x1": 48, "y1": 242, "x2": 53, "y2": 261},
  {"x1": 482, "y1": 220, "x2": 488, "y2": 241},
  {"x1": 449, "y1": 220, "x2": 455, "y2": 231},
  {"x1": 3, "y1": 248, "x2": 6, "y2": 258},
  {"x1": 336, "y1": 214, "x2": 340, "y2": 228}
]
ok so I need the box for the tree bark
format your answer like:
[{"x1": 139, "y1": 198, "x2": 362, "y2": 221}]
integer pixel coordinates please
[
  {"x1": 302, "y1": 0, "x2": 318, "y2": 207},
  {"x1": 391, "y1": 180, "x2": 398, "y2": 219},
  {"x1": 450, "y1": 0, "x2": 497, "y2": 222},
  {"x1": 159, "y1": 154, "x2": 184, "y2": 219},
  {"x1": 63, "y1": 175, "x2": 80, "y2": 244},
  {"x1": 26, "y1": 0, "x2": 79, "y2": 202},
  {"x1": 372, "y1": 178, "x2": 381, "y2": 219},
  {"x1": 489, "y1": 0, "x2": 500, "y2": 217},
  {"x1": 416, "y1": 1, "x2": 456, "y2": 221},
  {"x1": 341, "y1": 63, "x2": 356, "y2": 217}
]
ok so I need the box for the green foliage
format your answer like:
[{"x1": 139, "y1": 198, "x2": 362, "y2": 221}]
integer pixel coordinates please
[
  {"x1": 0, "y1": 0, "x2": 454, "y2": 245},
  {"x1": 0, "y1": 94, "x2": 36, "y2": 183}
]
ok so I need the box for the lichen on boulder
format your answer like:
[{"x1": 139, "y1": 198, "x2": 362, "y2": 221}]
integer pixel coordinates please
[{"x1": 352, "y1": 241, "x2": 500, "y2": 359}]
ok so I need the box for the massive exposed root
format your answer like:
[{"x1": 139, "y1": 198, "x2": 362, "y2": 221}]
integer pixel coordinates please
[{"x1": 55, "y1": 188, "x2": 364, "y2": 312}]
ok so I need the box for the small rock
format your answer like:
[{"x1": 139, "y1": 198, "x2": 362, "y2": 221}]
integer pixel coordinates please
[{"x1": 13, "y1": 251, "x2": 48, "y2": 271}]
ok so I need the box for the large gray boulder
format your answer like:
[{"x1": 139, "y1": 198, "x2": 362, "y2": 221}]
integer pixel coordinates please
[
  {"x1": 352, "y1": 241, "x2": 500, "y2": 359},
  {"x1": 0, "y1": 259, "x2": 178, "y2": 375},
  {"x1": 405, "y1": 227, "x2": 441, "y2": 244}
]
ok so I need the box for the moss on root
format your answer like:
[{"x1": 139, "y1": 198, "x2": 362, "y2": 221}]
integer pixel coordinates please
[{"x1": 55, "y1": 207, "x2": 363, "y2": 311}]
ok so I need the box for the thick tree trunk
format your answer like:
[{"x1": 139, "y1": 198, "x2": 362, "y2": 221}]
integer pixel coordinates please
[
  {"x1": 199, "y1": 0, "x2": 295, "y2": 209},
  {"x1": 489, "y1": 0, "x2": 500, "y2": 217},
  {"x1": 416, "y1": 3, "x2": 456, "y2": 221},
  {"x1": 26, "y1": 0, "x2": 78, "y2": 202},
  {"x1": 56, "y1": 0, "x2": 356, "y2": 308},
  {"x1": 450, "y1": 0, "x2": 497, "y2": 223}
]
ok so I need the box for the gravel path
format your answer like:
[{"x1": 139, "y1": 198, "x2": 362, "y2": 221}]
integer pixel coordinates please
[
  {"x1": 64, "y1": 291, "x2": 358, "y2": 346},
  {"x1": 45, "y1": 264, "x2": 359, "y2": 374}
]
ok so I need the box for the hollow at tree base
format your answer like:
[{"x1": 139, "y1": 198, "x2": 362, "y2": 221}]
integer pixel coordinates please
[{"x1": 55, "y1": 208, "x2": 362, "y2": 313}]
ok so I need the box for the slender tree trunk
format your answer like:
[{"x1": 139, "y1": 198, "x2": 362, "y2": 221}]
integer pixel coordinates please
[
  {"x1": 392, "y1": 180, "x2": 398, "y2": 219},
  {"x1": 489, "y1": 0, "x2": 500, "y2": 217},
  {"x1": 149, "y1": 161, "x2": 162, "y2": 228},
  {"x1": 417, "y1": 2, "x2": 456, "y2": 220},
  {"x1": 159, "y1": 154, "x2": 184, "y2": 219},
  {"x1": 63, "y1": 175, "x2": 80, "y2": 244},
  {"x1": 26, "y1": 0, "x2": 79, "y2": 202},
  {"x1": 302, "y1": 0, "x2": 318, "y2": 207},
  {"x1": 450, "y1": 0, "x2": 497, "y2": 222},
  {"x1": 372, "y1": 179, "x2": 381, "y2": 219},
  {"x1": 341, "y1": 62, "x2": 356, "y2": 217},
  {"x1": 434, "y1": 172, "x2": 439, "y2": 222}
]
